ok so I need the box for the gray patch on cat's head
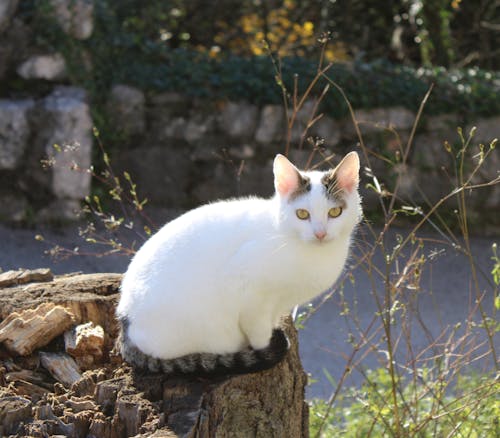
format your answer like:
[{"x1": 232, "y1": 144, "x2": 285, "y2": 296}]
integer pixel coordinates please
[
  {"x1": 321, "y1": 171, "x2": 346, "y2": 204},
  {"x1": 288, "y1": 173, "x2": 311, "y2": 202}
]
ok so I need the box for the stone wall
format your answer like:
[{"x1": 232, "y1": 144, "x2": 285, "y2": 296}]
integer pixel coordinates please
[
  {"x1": 2, "y1": 82, "x2": 498, "y2": 224},
  {"x1": 0, "y1": 1, "x2": 498, "y2": 225}
]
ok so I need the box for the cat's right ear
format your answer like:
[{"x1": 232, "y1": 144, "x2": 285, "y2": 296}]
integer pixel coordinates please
[{"x1": 273, "y1": 154, "x2": 301, "y2": 197}]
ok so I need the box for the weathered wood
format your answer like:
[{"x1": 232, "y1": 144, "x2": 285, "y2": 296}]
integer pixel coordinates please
[
  {"x1": 65, "y1": 321, "x2": 105, "y2": 368},
  {"x1": 0, "y1": 271, "x2": 309, "y2": 437},
  {"x1": 5, "y1": 369, "x2": 53, "y2": 389},
  {"x1": 0, "y1": 302, "x2": 76, "y2": 355},
  {"x1": 0, "y1": 395, "x2": 33, "y2": 436},
  {"x1": 0, "y1": 272, "x2": 122, "y2": 353},
  {"x1": 8, "y1": 378, "x2": 49, "y2": 401},
  {"x1": 39, "y1": 352, "x2": 82, "y2": 387},
  {"x1": 0, "y1": 268, "x2": 53, "y2": 288}
]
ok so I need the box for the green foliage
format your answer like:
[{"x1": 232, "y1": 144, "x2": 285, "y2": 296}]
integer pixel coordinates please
[
  {"x1": 14, "y1": 0, "x2": 500, "y2": 123},
  {"x1": 309, "y1": 370, "x2": 500, "y2": 437}
]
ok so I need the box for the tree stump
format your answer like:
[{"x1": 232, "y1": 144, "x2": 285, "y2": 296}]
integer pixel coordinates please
[{"x1": 0, "y1": 270, "x2": 309, "y2": 437}]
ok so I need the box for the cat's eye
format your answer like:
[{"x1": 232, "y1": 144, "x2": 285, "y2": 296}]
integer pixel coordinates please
[
  {"x1": 328, "y1": 207, "x2": 342, "y2": 218},
  {"x1": 296, "y1": 209, "x2": 310, "y2": 220}
]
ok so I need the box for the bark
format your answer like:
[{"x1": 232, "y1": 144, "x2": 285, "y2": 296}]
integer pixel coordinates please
[
  {"x1": 0, "y1": 270, "x2": 309, "y2": 437},
  {"x1": 0, "y1": 302, "x2": 76, "y2": 355},
  {"x1": 39, "y1": 352, "x2": 82, "y2": 387}
]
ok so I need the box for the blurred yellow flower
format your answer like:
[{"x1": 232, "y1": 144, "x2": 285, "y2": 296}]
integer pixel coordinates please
[{"x1": 208, "y1": 1, "x2": 349, "y2": 61}]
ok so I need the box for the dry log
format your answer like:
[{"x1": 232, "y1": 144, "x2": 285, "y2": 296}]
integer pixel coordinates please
[
  {"x1": 0, "y1": 271, "x2": 309, "y2": 437},
  {"x1": 39, "y1": 352, "x2": 82, "y2": 387},
  {"x1": 8, "y1": 379, "x2": 49, "y2": 401},
  {"x1": 65, "y1": 321, "x2": 105, "y2": 368},
  {"x1": 66, "y1": 396, "x2": 98, "y2": 413},
  {"x1": 0, "y1": 395, "x2": 33, "y2": 436},
  {"x1": 0, "y1": 268, "x2": 53, "y2": 288},
  {"x1": 0, "y1": 302, "x2": 76, "y2": 355},
  {"x1": 0, "y1": 272, "x2": 122, "y2": 351},
  {"x1": 5, "y1": 369, "x2": 53, "y2": 389}
]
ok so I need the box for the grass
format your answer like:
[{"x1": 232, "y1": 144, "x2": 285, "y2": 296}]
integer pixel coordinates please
[{"x1": 309, "y1": 370, "x2": 499, "y2": 437}]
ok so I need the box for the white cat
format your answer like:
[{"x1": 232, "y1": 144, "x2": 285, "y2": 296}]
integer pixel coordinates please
[{"x1": 116, "y1": 152, "x2": 362, "y2": 375}]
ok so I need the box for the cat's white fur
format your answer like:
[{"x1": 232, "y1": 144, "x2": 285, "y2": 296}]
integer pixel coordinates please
[{"x1": 117, "y1": 152, "x2": 362, "y2": 360}]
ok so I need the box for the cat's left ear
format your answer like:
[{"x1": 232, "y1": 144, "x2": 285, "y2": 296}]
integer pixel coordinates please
[
  {"x1": 334, "y1": 151, "x2": 360, "y2": 194},
  {"x1": 273, "y1": 154, "x2": 302, "y2": 197}
]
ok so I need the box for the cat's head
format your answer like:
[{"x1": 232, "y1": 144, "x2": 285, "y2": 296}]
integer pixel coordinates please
[{"x1": 273, "y1": 152, "x2": 362, "y2": 243}]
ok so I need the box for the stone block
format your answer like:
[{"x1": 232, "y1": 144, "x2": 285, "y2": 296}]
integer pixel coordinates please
[
  {"x1": 392, "y1": 163, "x2": 418, "y2": 199},
  {"x1": 50, "y1": 0, "x2": 94, "y2": 40},
  {"x1": 0, "y1": 193, "x2": 28, "y2": 222},
  {"x1": 44, "y1": 89, "x2": 92, "y2": 200},
  {"x1": 115, "y1": 145, "x2": 192, "y2": 207},
  {"x1": 414, "y1": 170, "x2": 451, "y2": 205},
  {"x1": 17, "y1": 53, "x2": 66, "y2": 80},
  {"x1": 255, "y1": 105, "x2": 285, "y2": 144},
  {"x1": 185, "y1": 113, "x2": 216, "y2": 143},
  {"x1": 191, "y1": 161, "x2": 238, "y2": 203},
  {"x1": 0, "y1": 99, "x2": 34, "y2": 170},
  {"x1": 342, "y1": 107, "x2": 416, "y2": 138},
  {"x1": 311, "y1": 115, "x2": 341, "y2": 147},
  {"x1": 471, "y1": 141, "x2": 500, "y2": 209},
  {"x1": 385, "y1": 107, "x2": 416, "y2": 130},
  {"x1": 426, "y1": 113, "x2": 460, "y2": 132},
  {"x1": 238, "y1": 161, "x2": 274, "y2": 198},
  {"x1": 219, "y1": 101, "x2": 259, "y2": 138},
  {"x1": 37, "y1": 199, "x2": 82, "y2": 221},
  {"x1": 295, "y1": 99, "x2": 316, "y2": 124},
  {"x1": 467, "y1": 116, "x2": 500, "y2": 145},
  {"x1": 0, "y1": 0, "x2": 18, "y2": 33},
  {"x1": 31, "y1": 87, "x2": 92, "y2": 202},
  {"x1": 412, "y1": 133, "x2": 452, "y2": 170},
  {"x1": 108, "y1": 84, "x2": 145, "y2": 136},
  {"x1": 0, "y1": 18, "x2": 31, "y2": 80},
  {"x1": 162, "y1": 117, "x2": 188, "y2": 139},
  {"x1": 288, "y1": 148, "x2": 313, "y2": 169}
]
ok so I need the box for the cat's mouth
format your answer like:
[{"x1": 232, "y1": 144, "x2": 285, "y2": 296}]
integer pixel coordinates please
[{"x1": 311, "y1": 235, "x2": 331, "y2": 244}]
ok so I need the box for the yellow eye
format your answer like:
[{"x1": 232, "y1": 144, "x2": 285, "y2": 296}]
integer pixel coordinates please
[
  {"x1": 328, "y1": 206, "x2": 342, "y2": 218},
  {"x1": 296, "y1": 209, "x2": 310, "y2": 220}
]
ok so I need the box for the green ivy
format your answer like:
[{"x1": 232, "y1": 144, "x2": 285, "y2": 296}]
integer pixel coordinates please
[{"x1": 14, "y1": 0, "x2": 500, "y2": 123}]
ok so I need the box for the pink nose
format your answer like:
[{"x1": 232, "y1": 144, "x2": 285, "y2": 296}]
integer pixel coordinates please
[{"x1": 315, "y1": 230, "x2": 327, "y2": 241}]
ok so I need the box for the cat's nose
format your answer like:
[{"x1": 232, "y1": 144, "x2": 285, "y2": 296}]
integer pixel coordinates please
[{"x1": 314, "y1": 230, "x2": 327, "y2": 241}]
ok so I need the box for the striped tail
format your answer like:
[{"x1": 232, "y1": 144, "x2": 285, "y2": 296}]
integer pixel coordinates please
[{"x1": 116, "y1": 317, "x2": 290, "y2": 377}]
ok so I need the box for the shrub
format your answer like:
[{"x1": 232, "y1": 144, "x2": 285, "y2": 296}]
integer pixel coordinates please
[{"x1": 12, "y1": 1, "x2": 500, "y2": 121}]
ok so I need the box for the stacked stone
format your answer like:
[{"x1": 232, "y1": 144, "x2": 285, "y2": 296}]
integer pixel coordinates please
[
  {"x1": 0, "y1": 1, "x2": 94, "y2": 221},
  {"x1": 0, "y1": 0, "x2": 498, "y2": 224}
]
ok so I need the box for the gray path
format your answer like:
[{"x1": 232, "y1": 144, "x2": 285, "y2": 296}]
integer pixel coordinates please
[{"x1": 0, "y1": 222, "x2": 498, "y2": 399}]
